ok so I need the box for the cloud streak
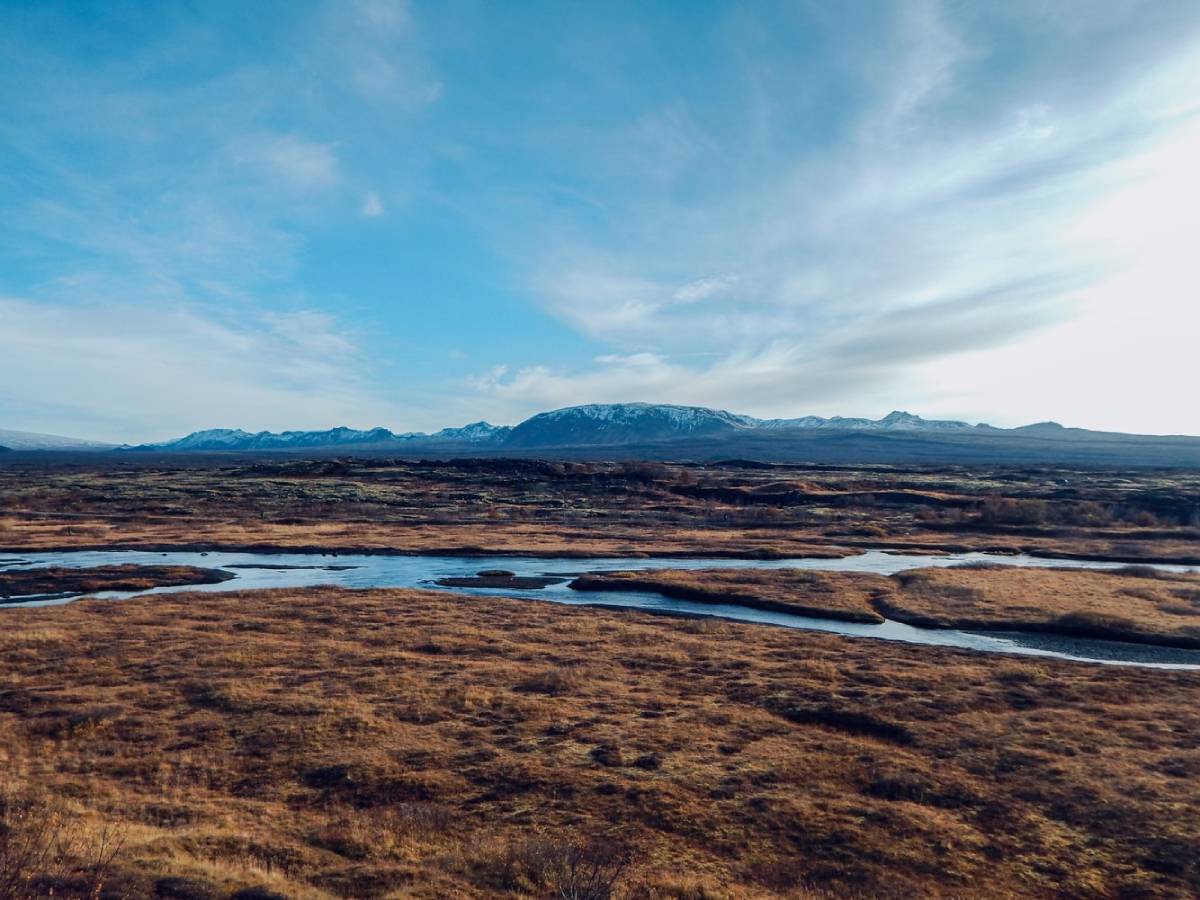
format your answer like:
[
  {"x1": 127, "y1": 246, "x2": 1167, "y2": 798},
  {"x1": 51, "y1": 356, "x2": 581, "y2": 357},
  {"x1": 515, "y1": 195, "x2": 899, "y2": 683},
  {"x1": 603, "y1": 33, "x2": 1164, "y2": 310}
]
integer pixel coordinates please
[
  {"x1": 2, "y1": 1, "x2": 1199, "y2": 439},
  {"x1": 464, "y1": 2, "x2": 1200, "y2": 431}
]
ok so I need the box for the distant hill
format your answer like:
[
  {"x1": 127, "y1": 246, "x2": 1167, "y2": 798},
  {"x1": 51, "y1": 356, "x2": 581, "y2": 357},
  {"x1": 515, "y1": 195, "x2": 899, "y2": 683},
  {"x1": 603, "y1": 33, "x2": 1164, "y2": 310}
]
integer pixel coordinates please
[
  {"x1": 127, "y1": 405, "x2": 981, "y2": 454},
  {"x1": 130, "y1": 421, "x2": 512, "y2": 452},
  {"x1": 0, "y1": 428, "x2": 114, "y2": 451},
  {"x1": 112, "y1": 403, "x2": 1200, "y2": 466}
]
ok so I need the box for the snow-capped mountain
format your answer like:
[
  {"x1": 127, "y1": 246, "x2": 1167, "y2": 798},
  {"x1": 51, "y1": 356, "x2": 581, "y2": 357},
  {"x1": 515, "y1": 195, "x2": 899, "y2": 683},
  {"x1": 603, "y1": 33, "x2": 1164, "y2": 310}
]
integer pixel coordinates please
[
  {"x1": 754, "y1": 410, "x2": 973, "y2": 431},
  {"x1": 503, "y1": 404, "x2": 977, "y2": 446},
  {"x1": 134, "y1": 427, "x2": 398, "y2": 452},
  {"x1": 429, "y1": 421, "x2": 513, "y2": 442},
  {"x1": 0, "y1": 428, "x2": 115, "y2": 451},
  {"x1": 128, "y1": 406, "x2": 981, "y2": 452},
  {"x1": 130, "y1": 422, "x2": 511, "y2": 452},
  {"x1": 26, "y1": 404, "x2": 1200, "y2": 465},
  {"x1": 504, "y1": 403, "x2": 754, "y2": 447}
]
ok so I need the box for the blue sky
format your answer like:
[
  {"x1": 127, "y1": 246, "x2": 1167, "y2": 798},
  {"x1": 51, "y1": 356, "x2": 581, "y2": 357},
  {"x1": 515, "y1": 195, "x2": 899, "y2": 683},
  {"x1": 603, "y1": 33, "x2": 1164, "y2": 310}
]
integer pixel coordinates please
[{"x1": 2, "y1": 0, "x2": 1199, "y2": 441}]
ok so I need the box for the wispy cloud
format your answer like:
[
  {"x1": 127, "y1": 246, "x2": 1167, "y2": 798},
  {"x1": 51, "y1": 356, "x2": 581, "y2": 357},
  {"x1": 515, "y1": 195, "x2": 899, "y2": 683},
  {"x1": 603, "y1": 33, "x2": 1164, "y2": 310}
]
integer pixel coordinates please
[
  {"x1": 318, "y1": 0, "x2": 443, "y2": 106},
  {"x1": 230, "y1": 134, "x2": 342, "y2": 190},
  {"x1": 0, "y1": 0, "x2": 445, "y2": 438},
  {"x1": 2, "y1": 1, "x2": 1199, "y2": 439},
  {"x1": 361, "y1": 191, "x2": 385, "y2": 217},
  {"x1": 465, "y1": 2, "x2": 1200, "y2": 431}
]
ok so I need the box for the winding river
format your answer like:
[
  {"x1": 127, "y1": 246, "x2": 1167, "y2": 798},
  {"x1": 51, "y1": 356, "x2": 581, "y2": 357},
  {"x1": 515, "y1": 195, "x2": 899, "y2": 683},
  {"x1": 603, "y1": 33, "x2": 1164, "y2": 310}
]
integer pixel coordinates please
[{"x1": 2, "y1": 548, "x2": 1199, "y2": 669}]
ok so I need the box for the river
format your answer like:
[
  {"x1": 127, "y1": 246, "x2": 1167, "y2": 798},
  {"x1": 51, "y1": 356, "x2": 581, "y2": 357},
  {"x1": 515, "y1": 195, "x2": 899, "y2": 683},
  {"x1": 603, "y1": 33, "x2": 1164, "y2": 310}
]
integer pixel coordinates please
[{"x1": 2, "y1": 548, "x2": 1198, "y2": 669}]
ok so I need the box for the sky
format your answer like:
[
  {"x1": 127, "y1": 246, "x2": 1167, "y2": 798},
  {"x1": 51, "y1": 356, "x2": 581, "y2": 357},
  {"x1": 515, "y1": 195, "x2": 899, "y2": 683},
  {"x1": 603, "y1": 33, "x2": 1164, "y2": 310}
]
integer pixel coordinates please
[{"x1": 2, "y1": 0, "x2": 1199, "y2": 442}]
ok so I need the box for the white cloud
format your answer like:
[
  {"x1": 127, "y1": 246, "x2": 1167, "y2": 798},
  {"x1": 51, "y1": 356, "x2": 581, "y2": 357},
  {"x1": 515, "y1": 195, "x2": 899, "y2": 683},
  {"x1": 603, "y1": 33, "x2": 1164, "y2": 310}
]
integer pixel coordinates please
[
  {"x1": 671, "y1": 275, "x2": 739, "y2": 304},
  {"x1": 362, "y1": 191, "x2": 385, "y2": 216},
  {"x1": 500, "y1": 10, "x2": 1200, "y2": 433},
  {"x1": 354, "y1": 0, "x2": 411, "y2": 33},
  {"x1": 0, "y1": 297, "x2": 402, "y2": 442},
  {"x1": 231, "y1": 134, "x2": 341, "y2": 190},
  {"x1": 875, "y1": 0, "x2": 968, "y2": 137},
  {"x1": 326, "y1": 0, "x2": 443, "y2": 106}
]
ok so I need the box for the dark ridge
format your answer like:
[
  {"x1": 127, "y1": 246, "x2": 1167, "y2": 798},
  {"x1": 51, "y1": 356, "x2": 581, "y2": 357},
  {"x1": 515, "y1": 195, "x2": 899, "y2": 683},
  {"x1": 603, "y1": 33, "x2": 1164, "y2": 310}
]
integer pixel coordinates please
[{"x1": 776, "y1": 705, "x2": 916, "y2": 746}]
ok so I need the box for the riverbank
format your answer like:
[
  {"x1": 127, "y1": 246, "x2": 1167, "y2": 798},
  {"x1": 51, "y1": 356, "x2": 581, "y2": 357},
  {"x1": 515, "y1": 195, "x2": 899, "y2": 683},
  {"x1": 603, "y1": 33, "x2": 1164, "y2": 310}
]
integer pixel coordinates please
[
  {"x1": 7, "y1": 548, "x2": 1200, "y2": 666},
  {"x1": 567, "y1": 569, "x2": 890, "y2": 623},
  {"x1": 0, "y1": 563, "x2": 234, "y2": 603}
]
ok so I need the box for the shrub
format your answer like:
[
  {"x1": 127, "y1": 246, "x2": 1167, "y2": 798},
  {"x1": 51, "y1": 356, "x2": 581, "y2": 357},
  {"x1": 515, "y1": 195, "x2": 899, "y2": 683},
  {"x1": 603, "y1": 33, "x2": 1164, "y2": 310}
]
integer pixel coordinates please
[
  {"x1": 1055, "y1": 611, "x2": 1137, "y2": 636},
  {"x1": 0, "y1": 790, "x2": 123, "y2": 900},
  {"x1": 590, "y1": 745, "x2": 625, "y2": 767},
  {"x1": 230, "y1": 888, "x2": 288, "y2": 900},
  {"x1": 516, "y1": 667, "x2": 581, "y2": 696},
  {"x1": 865, "y1": 768, "x2": 931, "y2": 802},
  {"x1": 0, "y1": 791, "x2": 72, "y2": 899},
  {"x1": 1113, "y1": 565, "x2": 1168, "y2": 580},
  {"x1": 979, "y1": 497, "x2": 1048, "y2": 526},
  {"x1": 495, "y1": 834, "x2": 631, "y2": 899},
  {"x1": 779, "y1": 705, "x2": 915, "y2": 746},
  {"x1": 154, "y1": 875, "x2": 220, "y2": 899}
]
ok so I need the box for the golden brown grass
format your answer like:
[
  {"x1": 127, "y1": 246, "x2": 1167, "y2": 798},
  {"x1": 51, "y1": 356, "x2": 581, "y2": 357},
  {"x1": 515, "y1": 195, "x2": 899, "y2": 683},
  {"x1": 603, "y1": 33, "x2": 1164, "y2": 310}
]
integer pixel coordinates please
[
  {"x1": 569, "y1": 569, "x2": 890, "y2": 622},
  {"x1": 887, "y1": 565, "x2": 1200, "y2": 647},
  {"x1": 1, "y1": 587, "x2": 1199, "y2": 897},
  {"x1": 1, "y1": 457, "x2": 1198, "y2": 564},
  {"x1": 572, "y1": 564, "x2": 1200, "y2": 649},
  {"x1": 0, "y1": 564, "x2": 234, "y2": 600}
]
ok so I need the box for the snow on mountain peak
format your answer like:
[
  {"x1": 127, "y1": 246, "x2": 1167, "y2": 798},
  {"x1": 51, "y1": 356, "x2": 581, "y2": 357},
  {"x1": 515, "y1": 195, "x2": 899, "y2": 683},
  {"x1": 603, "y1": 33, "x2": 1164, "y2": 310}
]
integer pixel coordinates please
[{"x1": 122, "y1": 404, "x2": 980, "y2": 452}]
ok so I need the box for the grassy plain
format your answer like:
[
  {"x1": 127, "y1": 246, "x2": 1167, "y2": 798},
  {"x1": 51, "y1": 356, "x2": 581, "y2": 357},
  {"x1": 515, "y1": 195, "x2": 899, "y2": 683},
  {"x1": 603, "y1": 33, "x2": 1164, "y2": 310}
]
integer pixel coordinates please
[
  {"x1": 2, "y1": 587, "x2": 1200, "y2": 898},
  {"x1": 570, "y1": 565, "x2": 1200, "y2": 648},
  {"x1": 0, "y1": 456, "x2": 1197, "y2": 563},
  {"x1": 0, "y1": 565, "x2": 234, "y2": 602},
  {"x1": 567, "y1": 569, "x2": 890, "y2": 622},
  {"x1": 2, "y1": 455, "x2": 1200, "y2": 898},
  {"x1": 885, "y1": 565, "x2": 1200, "y2": 647}
]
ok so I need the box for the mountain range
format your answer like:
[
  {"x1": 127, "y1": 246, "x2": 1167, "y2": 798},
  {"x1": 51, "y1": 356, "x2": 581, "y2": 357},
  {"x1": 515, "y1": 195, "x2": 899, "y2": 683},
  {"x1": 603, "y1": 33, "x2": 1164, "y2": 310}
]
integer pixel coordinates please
[
  {"x1": 4, "y1": 404, "x2": 1199, "y2": 465},
  {"x1": 129, "y1": 405, "x2": 981, "y2": 452}
]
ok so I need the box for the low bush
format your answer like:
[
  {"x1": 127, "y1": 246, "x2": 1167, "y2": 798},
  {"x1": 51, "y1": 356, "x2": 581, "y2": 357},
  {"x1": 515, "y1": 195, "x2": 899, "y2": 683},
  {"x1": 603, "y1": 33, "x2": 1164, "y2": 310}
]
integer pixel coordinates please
[
  {"x1": 0, "y1": 789, "x2": 124, "y2": 900},
  {"x1": 516, "y1": 667, "x2": 581, "y2": 695},
  {"x1": 490, "y1": 834, "x2": 632, "y2": 899}
]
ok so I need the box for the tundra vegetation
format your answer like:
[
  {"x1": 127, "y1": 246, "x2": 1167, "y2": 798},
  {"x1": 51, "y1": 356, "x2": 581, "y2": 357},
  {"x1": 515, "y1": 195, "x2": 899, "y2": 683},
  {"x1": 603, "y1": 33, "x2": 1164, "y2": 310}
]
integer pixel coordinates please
[
  {"x1": 570, "y1": 565, "x2": 1200, "y2": 648},
  {"x1": 0, "y1": 457, "x2": 1197, "y2": 563},
  {"x1": 0, "y1": 565, "x2": 234, "y2": 602},
  {"x1": 1, "y1": 587, "x2": 1199, "y2": 898},
  {"x1": 2, "y1": 456, "x2": 1199, "y2": 897}
]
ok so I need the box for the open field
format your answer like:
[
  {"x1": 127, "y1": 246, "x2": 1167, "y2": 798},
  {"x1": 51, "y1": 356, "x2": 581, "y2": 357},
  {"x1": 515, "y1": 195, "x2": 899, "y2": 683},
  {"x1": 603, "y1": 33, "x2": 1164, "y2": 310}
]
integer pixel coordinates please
[
  {"x1": 3, "y1": 586, "x2": 1200, "y2": 898},
  {"x1": 1, "y1": 456, "x2": 1198, "y2": 563},
  {"x1": 3, "y1": 455, "x2": 1200, "y2": 897},
  {"x1": 567, "y1": 570, "x2": 890, "y2": 623},
  {"x1": 885, "y1": 566, "x2": 1200, "y2": 648},
  {"x1": 570, "y1": 565, "x2": 1200, "y2": 649}
]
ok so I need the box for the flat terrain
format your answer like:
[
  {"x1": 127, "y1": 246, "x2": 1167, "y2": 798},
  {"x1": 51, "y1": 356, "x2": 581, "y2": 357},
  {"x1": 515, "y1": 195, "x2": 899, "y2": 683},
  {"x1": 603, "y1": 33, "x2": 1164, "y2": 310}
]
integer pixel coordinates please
[
  {"x1": 0, "y1": 564, "x2": 234, "y2": 602},
  {"x1": 1, "y1": 456, "x2": 1198, "y2": 563},
  {"x1": 571, "y1": 565, "x2": 1200, "y2": 649},
  {"x1": 568, "y1": 569, "x2": 890, "y2": 622},
  {"x1": 885, "y1": 565, "x2": 1200, "y2": 648},
  {"x1": 3, "y1": 456, "x2": 1200, "y2": 898},
  {"x1": 2, "y1": 587, "x2": 1200, "y2": 898}
]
